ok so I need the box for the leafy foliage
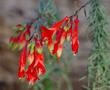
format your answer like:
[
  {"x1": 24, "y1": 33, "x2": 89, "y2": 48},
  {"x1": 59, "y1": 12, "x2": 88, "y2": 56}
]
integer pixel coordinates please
[{"x1": 88, "y1": 0, "x2": 110, "y2": 89}]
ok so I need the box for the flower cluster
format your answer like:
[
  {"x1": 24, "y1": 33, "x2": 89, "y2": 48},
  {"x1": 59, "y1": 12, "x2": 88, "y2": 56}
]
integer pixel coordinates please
[
  {"x1": 9, "y1": 16, "x2": 79, "y2": 84},
  {"x1": 41, "y1": 16, "x2": 79, "y2": 59},
  {"x1": 10, "y1": 23, "x2": 46, "y2": 84}
]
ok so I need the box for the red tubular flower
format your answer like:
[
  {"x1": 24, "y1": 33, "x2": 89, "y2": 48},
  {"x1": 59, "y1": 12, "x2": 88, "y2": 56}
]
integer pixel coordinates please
[
  {"x1": 19, "y1": 33, "x2": 26, "y2": 43},
  {"x1": 40, "y1": 26, "x2": 55, "y2": 40},
  {"x1": 55, "y1": 29, "x2": 64, "y2": 42},
  {"x1": 37, "y1": 61, "x2": 46, "y2": 75},
  {"x1": 18, "y1": 43, "x2": 27, "y2": 78},
  {"x1": 35, "y1": 40, "x2": 46, "y2": 74},
  {"x1": 40, "y1": 26, "x2": 55, "y2": 53},
  {"x1": 71, "y1": 16, "x2": 79, "y2": 55},
  {"x1": 35, "y1": 38, "x2": 43, "y2": 54},
  {"x1": 26, "y1": 49, "x2": 39, "y2": 84},
  {"x1": 52, "y1": 16, "x2": 69, "y2": 30},
  {"x1": 51, "y1": 25, "x2": 67, "y2": 59},
  {"x1": 52, "y1": 42, "x2": 63, "y2": 59},
  {"x1": 26, "y1": 39, "x2": 46, "y2": 84},
  {"x1": 26, "y1": 67, "x2": 39, "y2": 85},
  {"x1": 52, "y1": 28, "x2": 66, "y2": 59},
  {"x1": 35, "y1": 52, "x2": 44, "y2": 62},
  {"x1": 59, "y1": 31, "x2": 67, "y2": 45},
  {"x1": 26, "y1": 62, "x2": 40, "y2": 85},
  {"x1": 52, "y1": 41, "x2": 58, "y2": 55}
]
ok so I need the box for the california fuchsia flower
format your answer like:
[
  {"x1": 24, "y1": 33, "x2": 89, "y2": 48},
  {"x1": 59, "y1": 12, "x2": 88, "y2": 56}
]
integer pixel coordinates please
[
  {"x1": 26, "y1": 41, "x2": 46, "y2": 84},
  {"x1": 26, "y1": 66, "x2": 39, "y2": 85},
  {"x1": 52, "y1": 16, "x2": 69, "y2": 30},
  {"x1": 52, "y1": 29, "x2": 66, "y2": 59},
  {"x1": 71, "y1": 16, "x2": 79, "y2": 55},
  {"x1": 18, "y1": 43, "x2": 27, "y2": 78},
  {"x1": 40, "y1": 26, "x2": 55, "y2": 53},
  {"x1": 40, "y1": 26, "x2": 55, "y2": 40}
]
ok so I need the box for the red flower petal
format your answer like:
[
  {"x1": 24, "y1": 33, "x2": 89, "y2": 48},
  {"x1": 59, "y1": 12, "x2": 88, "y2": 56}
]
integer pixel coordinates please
[
  {"x1": 52, "y1": 29, "x2": 66, "y2": 57},
  {"x1": 18, "y1": 67, "x2": 25, "y2": 78},
  {"x1": 52, "y1": 41, "x2": 59, "y2": 54},
  {"x1": 35, "y1": 49, "x2": 44, "y2": 62},
  {"x1": 35, "y1": 39, "x2": 42, "y2": 48},
  {"x1": 56, "y1": 29, "x2": 64, "y2": 42},
  {"x1": 40, "y1": 26, "x2": 55, "y2": 40},
  {"x1": 19, "y1": 33, "x2": 26, "y2": 43},
  {"x1": 52, "y1": 16, "x2": 69, "y2": 30},
  {"x1": 71, "y1": 38, "x2": 79, "y2": 55},
  {"x1": 37, "y1": 61, "x2": 46, "y2": 75},
  {"x1": 71, "y1": 17, "x2": 79, "y2": 55},
  {"x1": 26, "y1": 67, "x2": 39, "y2": 85},
  {"x1": 59, "y1": 31, "x2": 66, "y2": 44},
  {"x1": 18, "y1": 44, "x2": 27, "y2": 78}
]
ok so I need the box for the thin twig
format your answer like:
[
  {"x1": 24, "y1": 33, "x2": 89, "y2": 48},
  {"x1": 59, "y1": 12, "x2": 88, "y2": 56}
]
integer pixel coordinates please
[{"x1": 73, "y1": 0, "x2": 91, "y2": 16}]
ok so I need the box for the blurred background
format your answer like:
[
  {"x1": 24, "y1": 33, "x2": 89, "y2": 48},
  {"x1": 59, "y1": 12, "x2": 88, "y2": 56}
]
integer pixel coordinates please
[{"x1": 0, "y1": 0, "x2": 110, "y2": 90}]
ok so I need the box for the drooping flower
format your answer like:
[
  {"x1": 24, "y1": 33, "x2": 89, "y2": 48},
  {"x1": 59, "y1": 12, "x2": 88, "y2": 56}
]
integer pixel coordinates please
[
  {"x1": 40, "y1": 26, "x2": 55, "y2": 53},
  {"x1": 18, "y1": 43, "x2": 28, "y2": 78},
  {"x1": 37, "y1": 61, "x2": 46, "y2": 75},
  {"x1": 26, "y1": 58, "x2": 40, "y2": 85},
  {"x1": 40, "y1": 26, "x2": 55, "y2": 40},
  {"x1": 71, "y1": 16, "x2": 79, "y2": 55},
  {"x1": 25, "y1": 38, "x2": 46, "y2": 85},
  {"x1": 52, "y1": 16, "x2": 69, "y2": 30},
  {"x1": 26, "y1": 66, "x2": 39, "y2": 85},
  {"x1": 52, "y1": 28, "x2": 67, "y2": 59},
  {"x1": 35, "y1": 39, "x2": 46, "y2": 74},
  {"x1": 35, "y1": 38, "x2": 43, "y2": 54}
]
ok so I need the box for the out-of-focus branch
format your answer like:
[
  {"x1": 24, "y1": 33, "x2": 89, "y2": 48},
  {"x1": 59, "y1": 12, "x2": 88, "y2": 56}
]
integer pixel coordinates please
[{"x1": 73, "y1": 0, "x2": 91, "y2": 17}]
